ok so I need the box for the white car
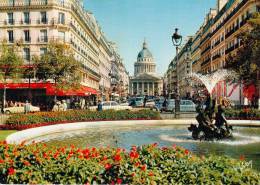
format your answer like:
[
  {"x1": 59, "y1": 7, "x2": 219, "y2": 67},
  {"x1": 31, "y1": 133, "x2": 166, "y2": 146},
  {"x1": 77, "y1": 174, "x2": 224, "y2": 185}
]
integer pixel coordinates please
[
  {"x1": 159, "y1": 99, "x2": 196, "y2": 112},
  {"x1": 4, "y1": 105, "x2": 40, "y2": 114},
  {"x1": 89, "y1": 101, "x2": 132, "y2": 111}
]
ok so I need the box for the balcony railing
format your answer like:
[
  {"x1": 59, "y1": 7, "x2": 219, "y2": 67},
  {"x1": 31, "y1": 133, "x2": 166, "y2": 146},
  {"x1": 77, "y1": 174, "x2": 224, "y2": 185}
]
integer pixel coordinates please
[
  {"x1": 212, "y1": 54, "x2": 220, "y2": 61},
  {"x1": 201, "y1": 58, "x2": 211, "y2": 66},
  {"x1": 225, "y1": 43, "x2": 239, "y2": 54},
  {"x1": 0, "y1": 0, "x2": 70, "y2": 8},
  {"x1": 201, "y1": 45, "x2": 211, "y2": 55}
]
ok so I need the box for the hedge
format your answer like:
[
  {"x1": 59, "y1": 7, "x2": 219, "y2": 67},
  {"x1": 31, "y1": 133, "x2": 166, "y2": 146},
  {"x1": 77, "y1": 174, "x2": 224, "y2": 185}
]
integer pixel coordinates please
[
  {"x1": 225, "y1": 108, "x2": 260, "y2": 120},
  {"x1": 3, "y1": 110, "x2": 161, "y2": 130},
  {"x1": 0, "y1": 142, "x2": 259, "y2": 184}
]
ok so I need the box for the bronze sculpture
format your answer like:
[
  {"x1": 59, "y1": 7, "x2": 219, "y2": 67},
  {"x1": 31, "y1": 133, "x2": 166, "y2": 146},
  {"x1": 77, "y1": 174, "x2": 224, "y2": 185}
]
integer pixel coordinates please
[{"x1": 188, "y1": 95, "x2": 233, "y2": 140}]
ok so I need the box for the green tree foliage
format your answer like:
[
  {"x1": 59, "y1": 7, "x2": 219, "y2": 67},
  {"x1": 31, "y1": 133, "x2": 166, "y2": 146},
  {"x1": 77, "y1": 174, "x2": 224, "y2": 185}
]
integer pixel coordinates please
[
  {"x1": 33, "y1": 41, "x2": 81, "y2": 99},
  {"x1": 0, "y1": 41, "x2": 24, "y2": 106},
  {"x1": 225, "y1": 13, "x2": 260, "y2": 85}
]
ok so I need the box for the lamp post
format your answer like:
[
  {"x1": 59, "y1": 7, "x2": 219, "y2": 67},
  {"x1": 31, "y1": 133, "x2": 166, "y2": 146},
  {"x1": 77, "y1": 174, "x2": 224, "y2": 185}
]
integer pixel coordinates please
[{"x1": 172, "y1": 28, "x2": 182, "y2": 118}]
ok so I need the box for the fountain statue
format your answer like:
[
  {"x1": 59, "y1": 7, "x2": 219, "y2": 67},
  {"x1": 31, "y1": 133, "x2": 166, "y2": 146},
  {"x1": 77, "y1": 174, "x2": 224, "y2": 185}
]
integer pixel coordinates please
[{"x1": 187, "y1": 69, "x2": 235, "y2": 141}]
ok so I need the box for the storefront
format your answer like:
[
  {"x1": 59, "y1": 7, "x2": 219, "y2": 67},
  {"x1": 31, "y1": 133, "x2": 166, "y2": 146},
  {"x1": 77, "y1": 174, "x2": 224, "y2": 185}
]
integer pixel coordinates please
[{"x1": 0, "y1": 82, "x2": 97, "y2": 110}]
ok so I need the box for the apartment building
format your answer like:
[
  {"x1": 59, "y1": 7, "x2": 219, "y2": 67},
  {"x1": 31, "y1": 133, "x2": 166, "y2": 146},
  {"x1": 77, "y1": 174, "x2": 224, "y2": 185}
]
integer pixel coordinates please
[
  {"x1": 190, "y1": 0, "x2": 260, "y2": 104},
  {"x1": 0, "y1": 0, "x2": 129, "y2": 106}
]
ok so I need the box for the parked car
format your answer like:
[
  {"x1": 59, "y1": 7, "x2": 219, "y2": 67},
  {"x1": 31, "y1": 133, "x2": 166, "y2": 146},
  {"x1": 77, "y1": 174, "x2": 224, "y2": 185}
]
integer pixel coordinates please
[
  {"x1": 145, "y1": 99, "x2": 155, "y2": 108},
  {"x1": 4, "y1": 104, "x2": 40, "y2": 114},
  {"x1": 89, "y1": 101, "x2": 132, "y2": 111},
  {"x1": 129, "y1": 97, "x2": 144, "y2": 107},
  {"x1": 156, "y1": 99, "x2": 196, "y2": 112}
]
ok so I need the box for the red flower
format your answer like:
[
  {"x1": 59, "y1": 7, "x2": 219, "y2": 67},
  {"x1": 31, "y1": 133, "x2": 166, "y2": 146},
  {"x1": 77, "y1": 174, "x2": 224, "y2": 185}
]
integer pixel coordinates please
[
  {"x1": 116, "y1": 178, "x2": 122, "y2": 184},
  {"x1": 148, "y1": 171, "x2": 154, "y2": 176},
  {"x1": 2, "y1": 140, "x2": 7, "y2": 145},
  {"x1": 8, "y1": 168, "x2": 15, "y2": 175},
  {"x1": 134, "y1": 162, "x2": 140, "y2": 167},
  {"x1": 114, "y1": 154, "x2": 121, "y2": 162},
  {"x1": 43, "y1": 152, "x2": 48, "y2": 159},
  {"x1": 24, "y1": 160, "x2": 31, "y2": 166},
  {"x1": 131, "y1": 173, "x2": 135, "y2": 177},
  {"x1": 116, "y1": 148, "x2": 121, "y2": 154},
  {"x1": 70, "y1": 144, "x2": 75, "y2": 149},
  {"x1": 0, "y1": 159, "x2": 4, "y2": 163},
  {"x1": 141, "y1": 165, "x2": 146, "y2": 171},
  {"x1": 131, "y1": 145, "x2": 137, "y2": 151},
  {"x1": 152, "y1": 143, "x2": 158, "y2": 147},
  {"x1": 184, "y1": 149, "x2": 189, "y2": 155},
  {"x1": 162, "y1": 146, "x2": 168, "y2": 151},
  {"x1": 129, "y1": 151, "x2": 139, "y2": 159},
  {"x1": 103, "y1": 155, "x2": 108, "y2": 161},
  {"x1": 105, "y1": 163, "x2": 112, "y2": 170},
  {"x1": 240, "y1": 155, "x2": 245, "y2": 161}
]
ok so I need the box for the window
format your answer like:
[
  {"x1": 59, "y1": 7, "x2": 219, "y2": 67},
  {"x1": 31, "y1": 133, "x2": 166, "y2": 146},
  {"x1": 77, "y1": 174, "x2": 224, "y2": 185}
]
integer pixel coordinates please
[
  {"x1": 103, "y1": 102, "x2": 110, "y2": 106},
  {"x1": 7, "y1": 12, "x2": 14, "y2": 24},
  {"x1": 24, "y1": 30, "x2": 30, "y2": 42},
  {"x1": 24, "y1": 0, "x2": 30, "y2": 5},
  {"x1": 40, "y1": 12, "x2": 47, "y2": 23},
  {"x1": 58, "y1": 12, "x2": 65, "y2": 24},
  {"x1": 24, "y1": 12, "x2": 30, "y2": 24},
  {"x1": 40, "y1": 30, "x2": 47, "y2": 42},
  {"x1": 7, "y1": 30, "x2": 14, "y2": 42},
  {"x1": 23, "y1": 48, "x2": 30, "y2": 61},
  {"x1": 40, "y1": 48, "x2": 47, "y2": 55},
  {"x1": 58, "y1": 31, "x2": 65, "y2": 41},
  {"x1": 8, "y1": 0, "x2": 14, "y2": 6}
]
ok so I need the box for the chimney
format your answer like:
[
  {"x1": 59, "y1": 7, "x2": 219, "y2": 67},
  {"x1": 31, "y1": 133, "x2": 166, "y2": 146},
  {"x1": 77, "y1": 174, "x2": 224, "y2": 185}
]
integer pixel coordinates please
[{"x1": 217, "y1": 0, "x2": 228, "y2": 12}]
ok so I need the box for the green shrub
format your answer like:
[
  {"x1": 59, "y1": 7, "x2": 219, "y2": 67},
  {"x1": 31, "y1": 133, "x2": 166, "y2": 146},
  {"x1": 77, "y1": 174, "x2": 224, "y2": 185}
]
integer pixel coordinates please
[
  {"x1": 5, "y1": 109, "x2": 161, "y2": 129},
  {"x1": 0, "y1": 142, "x2": 259, "y2": 184},
  {"x1": 225, "y1": 108, "x2": 260, "y2": 119}
]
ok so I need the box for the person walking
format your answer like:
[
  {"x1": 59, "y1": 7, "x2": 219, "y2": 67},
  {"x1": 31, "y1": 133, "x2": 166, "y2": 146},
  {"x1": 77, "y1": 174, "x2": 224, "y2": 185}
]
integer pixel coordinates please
[
  {"x1": 24, "y1": 100, "x2": 30, "y2": 114},
  {"x1": 143, "y1": 95, "x2": 148, "y2": 107},
  {"x1": 97, "y1": 100, "x2": 103, "y2": 111}
]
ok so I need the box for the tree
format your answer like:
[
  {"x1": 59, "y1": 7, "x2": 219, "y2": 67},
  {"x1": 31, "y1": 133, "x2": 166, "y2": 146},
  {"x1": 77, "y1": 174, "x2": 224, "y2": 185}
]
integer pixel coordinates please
[
  {"x1": 0, "y1": 41, "x2": 24, "y2": 108},
  {"x1": 33, "y1": 41, "x2": 81, "y2": 101},
  {"x1": 225, "y1": 13, "x2": 260, "y2": 108}
]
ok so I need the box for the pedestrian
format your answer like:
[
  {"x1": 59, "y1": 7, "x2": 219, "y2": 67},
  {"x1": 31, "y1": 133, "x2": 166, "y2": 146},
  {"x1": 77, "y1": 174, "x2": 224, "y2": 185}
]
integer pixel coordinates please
[
  {"x1": 162, "y1": 98, "x2": 168, "y2": 111},
  {"x1": 143, "y1": 95, "x2": 148, "y2": 107},
  {"x1": 61, "y1": 100, "x2": 67, "y2": 111},
  {"x1": 97, "y1": 100, "x2": 103, "y2": 111},
  {"x1": 24, "y1": 100, "x2": 30, "y2": 114}
]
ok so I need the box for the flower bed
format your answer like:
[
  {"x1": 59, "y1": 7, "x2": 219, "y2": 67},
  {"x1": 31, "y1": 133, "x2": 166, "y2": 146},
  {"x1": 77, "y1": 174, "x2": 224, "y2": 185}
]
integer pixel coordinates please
[
  {"x1": 2, "y1": 110, "x2": 161, "y2": 130},
  {"x1": 225, "y1": 108, "x2": 260, "y2": 120},
  {"x1": 0, "y1": 142, "x2": 259, "y2": 184}
]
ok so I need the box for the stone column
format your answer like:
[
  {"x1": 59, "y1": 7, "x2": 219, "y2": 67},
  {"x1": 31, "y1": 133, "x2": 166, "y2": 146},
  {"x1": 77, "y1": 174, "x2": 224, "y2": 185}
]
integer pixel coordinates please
[
  {"x1": 152, "y1": 82, "x2": 155, "y2": 96},
  {"x1": 137, "y1": 82, "x2": 139, "y2": 95},
  {"x1": 131, "y1": 82, "x2": 134, "y2": 95},
  {"x1": 142, "y1": 82, "x2": 144, "y2": 95},
  {"x1": 147, "y1": 82, "x2": 150, "y2": 95}
]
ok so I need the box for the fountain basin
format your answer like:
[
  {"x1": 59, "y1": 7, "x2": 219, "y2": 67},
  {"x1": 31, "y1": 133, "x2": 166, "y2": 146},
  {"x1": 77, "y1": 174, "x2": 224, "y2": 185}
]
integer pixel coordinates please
[{"x1": 6, "y1": 119, "x2": 260, "y2": 170}]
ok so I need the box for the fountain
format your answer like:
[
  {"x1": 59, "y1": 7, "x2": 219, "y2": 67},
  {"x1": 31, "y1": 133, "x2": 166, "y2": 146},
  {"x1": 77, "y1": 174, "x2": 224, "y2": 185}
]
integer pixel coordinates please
[{"x1": 187, "y1": 69, "x2": 236, "y2": 141}]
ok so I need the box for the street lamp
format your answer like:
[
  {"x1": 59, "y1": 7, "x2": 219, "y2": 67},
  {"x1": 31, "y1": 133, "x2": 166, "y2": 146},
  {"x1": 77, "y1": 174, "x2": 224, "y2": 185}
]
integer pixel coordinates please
[{"x1": 172, "y1": 28, "x2": 182, "y2": 118}]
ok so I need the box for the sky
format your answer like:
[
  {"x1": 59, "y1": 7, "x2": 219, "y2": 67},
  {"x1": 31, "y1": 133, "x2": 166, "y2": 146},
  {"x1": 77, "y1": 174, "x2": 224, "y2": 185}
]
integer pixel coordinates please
[{"x1": 84, "y1": 0, "x2": 216, "y2": 76}]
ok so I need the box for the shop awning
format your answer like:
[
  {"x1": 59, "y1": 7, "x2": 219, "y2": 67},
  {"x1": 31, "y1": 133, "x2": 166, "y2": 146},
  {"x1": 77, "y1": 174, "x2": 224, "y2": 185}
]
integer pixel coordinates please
[{"x1": 0, "y1": 82, "x2": 97, "y2": 96}]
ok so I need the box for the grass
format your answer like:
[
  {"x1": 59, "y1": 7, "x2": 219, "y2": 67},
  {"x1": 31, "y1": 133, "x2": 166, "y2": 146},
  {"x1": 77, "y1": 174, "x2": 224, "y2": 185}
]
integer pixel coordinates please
[{"x1": 0, "y1": 130, "x2": 17, "y2": 141}]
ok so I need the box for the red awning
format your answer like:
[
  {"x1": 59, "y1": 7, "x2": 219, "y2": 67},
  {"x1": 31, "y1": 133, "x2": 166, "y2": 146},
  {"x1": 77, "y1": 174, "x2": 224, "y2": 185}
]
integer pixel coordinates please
[{"x1": 0, "y1": 82, "x2": 97, "y2": 96}]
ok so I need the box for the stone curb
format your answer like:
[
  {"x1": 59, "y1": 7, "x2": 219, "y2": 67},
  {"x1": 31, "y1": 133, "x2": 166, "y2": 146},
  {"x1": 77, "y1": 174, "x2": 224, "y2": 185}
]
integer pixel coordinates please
[{"x1": 6, "y1": 119, "x2": 260, "y2": 144}]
